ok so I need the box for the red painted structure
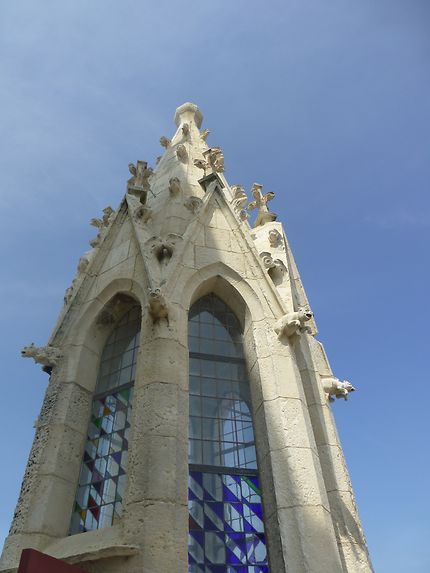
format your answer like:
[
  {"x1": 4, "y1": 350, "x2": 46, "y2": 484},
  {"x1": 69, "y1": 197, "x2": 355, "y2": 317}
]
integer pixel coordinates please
[{"x1": 18, "y1": 549, "x2": 88, "y2": 573}]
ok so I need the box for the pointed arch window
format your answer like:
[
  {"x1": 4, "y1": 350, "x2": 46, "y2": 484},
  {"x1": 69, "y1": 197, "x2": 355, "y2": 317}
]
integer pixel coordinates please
[
  {"x1": 188, "y1": 294, "x2": 269, "y2": 572},
  {"x1": 70, "y1": 305, "x2": 141, "y2": 534}
]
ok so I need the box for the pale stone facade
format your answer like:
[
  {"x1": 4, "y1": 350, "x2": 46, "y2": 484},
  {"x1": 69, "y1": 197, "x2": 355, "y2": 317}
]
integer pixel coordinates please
[{"x1": 0, "y1": 103, "x2": 373, "y2": 573}]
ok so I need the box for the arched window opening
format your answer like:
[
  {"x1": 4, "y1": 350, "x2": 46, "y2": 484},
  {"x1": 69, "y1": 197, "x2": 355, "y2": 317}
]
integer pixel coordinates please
[
  {"x1": 188, "y1": 294, "x2": 269, "y2": 572},
  {"x1": 70, "y1": 305, "x2": 141, "y2": 534}
]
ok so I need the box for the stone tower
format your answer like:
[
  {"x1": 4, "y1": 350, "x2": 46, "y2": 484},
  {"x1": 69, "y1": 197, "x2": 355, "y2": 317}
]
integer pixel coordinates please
[{"x1": 0, "y1": 103, "x2": 373, "y2": 573}]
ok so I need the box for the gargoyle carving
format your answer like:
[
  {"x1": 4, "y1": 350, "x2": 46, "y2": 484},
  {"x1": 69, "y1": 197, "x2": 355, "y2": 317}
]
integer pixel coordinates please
[
  {"x1": 194, "y1": 158, "x2": 208, "y2": 175},
  {"x1": 134, "y1": 205, "x2": 152, "y2": 224},
  {"x1": 176, "y1": 144, "x2": 188, "y2": 162},
  {"x1": 184, "y1": 196, "x2": 203, "y2": 214},
  {"x1": 169, "y1": 177, "x2": 182, "y2": 196},
  {"x1": 148, "y1": 288, "x2": 169, "y2": 324},
  {"x1": 200, "y1": 128, "x2": 210, "y2": 141},
  {"x1": 247, "y1": 184, "x2": 277, "y2": 227},
  {"x1": 89, "y1": 206, "x2": 115, "y2": 248},
  {"x1": 268, "y1": 229, "x2": 282, "y2": 248},
  {"x1": 203, "y1": 147, "x2": 224, "y2": 173},
  {"x1": 231, "y1": 185, "x2": 249, "y2": 221},
  {"x1": 21, "y1": 343, "x2": 62, "y2": 373},
  {"x1": 127, "y1": 160, "x2": 153, "y2": 204},
  {"x1": 322, "y1": 378, "x2": 356, "y2": 402},
  {"x1": 274, "y1": 308, "x2": 314, "y2": 338},
  {"x1": 160, "y1": 136, "x2": 171, "y2": 148}
]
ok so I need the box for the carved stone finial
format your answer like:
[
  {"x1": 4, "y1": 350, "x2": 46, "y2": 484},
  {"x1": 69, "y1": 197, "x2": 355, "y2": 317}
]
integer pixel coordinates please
[
  {"x1": 176, "y1": 144, "x2": 188, "y2": 163},
  {"x1": 200, "y1": 128, "x2": 210, "y2": 142},
  {"x1": 169, "y1": 177, "x2": 182, "y2": 196},
  {"x1": 127, "y1": 160, "x2": 153, "y2": 204},
  {"x1": 274, "y1": 308, "x2": 313, "y2": 339},
  {"x1": 160, "y1": 136, "x2": 171, "y2": 148},
  {"x1": 89, "y1": 206, "x2": 115, "y2": 248},
  {"x1": 148, "y1": 288, "x2": 169, "y2": 324},
  {"x1": 247, "y1": 184, "x2": 277, "y2": 227},
  {"x1": 231, "y1": 185, "x2": 249, "y2": 221},
  {"x1": 184, "y1": 196, "x2": 203, "y2": 214},
  {"x1": 203, "y1": 147, "x2": 224, "y2": 173},
  {"x1": 174, "y1": 102, "x2": 203, "y2": 129},
  {"x1": 322, "y1": 378, "x2": 356, "y2": 402},
  {"x1": 21, "y1": 343, "x2": 62, "y2": 373},
  {"x1": 268, "y1": 229, "x2": 282, "y2": 248}
]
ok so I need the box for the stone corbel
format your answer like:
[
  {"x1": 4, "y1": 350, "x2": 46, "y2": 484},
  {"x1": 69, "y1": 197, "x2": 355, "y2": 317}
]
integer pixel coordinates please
[
  {"x1": 322, "y1": 377, "x2": 356, "y2": 402},
  {"x1": 176, "y1": 144, "x2": 188, "y2": 163},
  {"x1": 169, "y1": 177, "x2": 182, "y2": 196},
  {"x1": 133, "y1": 205, "x2": 153, "y2": 225},
  {"x1": 160, "y1": 136, "x2": 171, "y2": 148},
  {"x1": 148, "y1": 288, "x2": 169, "y2": 324},
  {"x1": 231, "y1": 185, "x2": 249, "y2": 221},
  {"x1": 268, "y1": 228, "x2": 283, "y2": 248},
  {"x1": 147, "y1": 234, "x2": 183, "y2": 265},
  {"x1": 259, "y1": 252, "x2": 287, "y2": 283},
  {"x1": 21, "y1": 343, "x2": 63, "y2": 374},
  {"x1": 184, "y1": 196, "x2": 203, "y2": 214},
  {"x1": 274, "y1": 308, "x2": 314, "y2": 338},
  {"x1": 182, "y1": 123, "x2": 190, "y2": 139}
]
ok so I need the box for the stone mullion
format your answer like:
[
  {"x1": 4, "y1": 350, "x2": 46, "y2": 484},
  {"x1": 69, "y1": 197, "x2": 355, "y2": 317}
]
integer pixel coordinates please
[{"x1": 123, "y1": 306, "x2": 189, "y2": 573}]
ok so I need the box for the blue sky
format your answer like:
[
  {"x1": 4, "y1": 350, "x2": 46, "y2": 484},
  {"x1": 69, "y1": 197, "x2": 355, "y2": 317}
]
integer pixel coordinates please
[{"x1": 1, "y1": 1, "x2": 429, "y2": 571}]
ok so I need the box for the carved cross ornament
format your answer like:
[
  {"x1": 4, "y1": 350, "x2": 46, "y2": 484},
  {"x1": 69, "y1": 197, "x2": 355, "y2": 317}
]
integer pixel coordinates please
[
  {"x1": 127, "y1": 160, "x2": 153, "y2": 204},
  {"x1": 247, "y1": 184, "x2": 277, "y2": 227}
]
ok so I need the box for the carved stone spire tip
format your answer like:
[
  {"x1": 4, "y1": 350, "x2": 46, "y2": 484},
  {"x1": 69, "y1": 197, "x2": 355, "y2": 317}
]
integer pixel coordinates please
[{"x1": 174, "y1": 102, "x2": 203, "y2": 129}]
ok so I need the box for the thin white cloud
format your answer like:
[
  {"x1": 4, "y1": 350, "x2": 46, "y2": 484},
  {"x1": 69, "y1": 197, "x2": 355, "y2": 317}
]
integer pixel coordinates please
[{"x1": 364, "y1": 209, "x2": 430, "y2": 229}]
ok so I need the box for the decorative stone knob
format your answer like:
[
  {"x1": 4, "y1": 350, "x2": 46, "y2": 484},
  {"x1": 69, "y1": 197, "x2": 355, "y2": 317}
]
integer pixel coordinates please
[{"x1": 174, "y1": 102, "x2": 203, "y2": 129}]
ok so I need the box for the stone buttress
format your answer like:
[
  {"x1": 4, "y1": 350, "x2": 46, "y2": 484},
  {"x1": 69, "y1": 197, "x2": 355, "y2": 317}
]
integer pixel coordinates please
[{"x1": 0, "y1": 103, "x2": 373, "y2": 573}]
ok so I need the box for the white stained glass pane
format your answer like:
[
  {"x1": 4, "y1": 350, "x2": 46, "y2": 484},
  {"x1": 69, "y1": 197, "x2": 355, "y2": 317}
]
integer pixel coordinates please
[
  {"x1": 202, "y1": 473, "x2": 223, "y2": 501},
  {"x1": 205, "y1": 532, "x2": 226, "y2": 564},
  {"x1": 202, "y1": 418, "x2": 216, "y2": 440},
  {"x1": 201, "y1": 378, "x2": 217, "y2": 397},
  {"x1": 202, "y1": 397, "x2": 219, "y2": 418},
  {"x1": 98, "y1": 503, "x2": 114, "y2": 528},
  {"x1": 189, "y1": 439, "x2": 202, "y2": 464},
  {"x1": 202, "y1": 441, "x2": 221, "y2": 466},
  {"x1": 188, "y1": 534, "x2": 205, "y2": 564},
  {"x1": 190, "y1": 395, "x2": 202, "y2": 416},
  {"x1": 189, "y1": 417, "x2": 202, "y2": 439}
]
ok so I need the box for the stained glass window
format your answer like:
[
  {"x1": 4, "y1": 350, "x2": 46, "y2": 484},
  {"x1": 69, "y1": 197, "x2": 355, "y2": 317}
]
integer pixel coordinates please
[
  {"x1": 70, "y1": 306, "x2": 141, "y2": 534},
  {"x1": 188, "y1": 295, "x2": 269, "y2": 572}
]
